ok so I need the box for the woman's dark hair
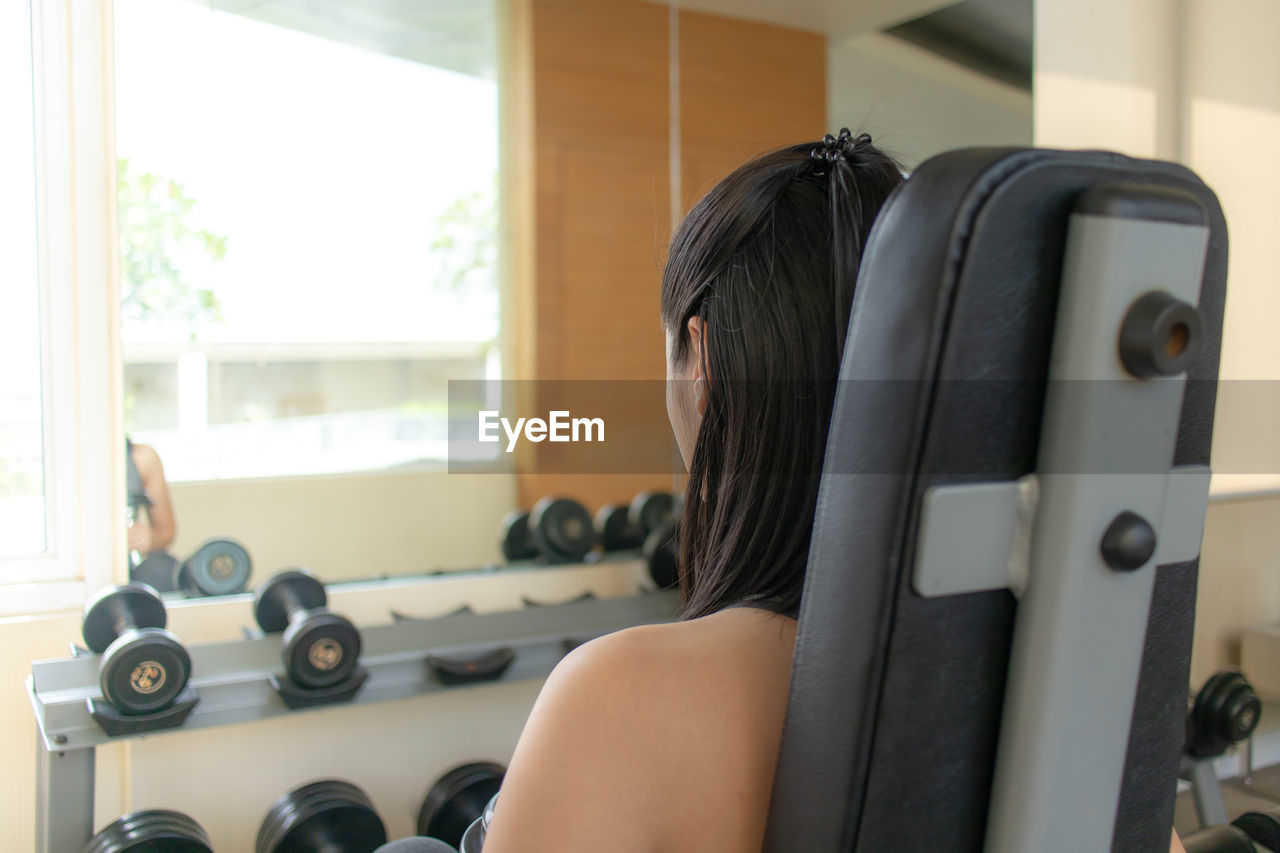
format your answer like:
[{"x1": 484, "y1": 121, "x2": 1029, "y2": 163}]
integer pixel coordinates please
[{"x1": 661, "y1": 131, "x2": 903, "y2": 620}]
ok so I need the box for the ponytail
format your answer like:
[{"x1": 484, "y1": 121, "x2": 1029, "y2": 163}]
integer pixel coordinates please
[{"x1": 661, "y1": 132, "x2": 903, "y2": 619}]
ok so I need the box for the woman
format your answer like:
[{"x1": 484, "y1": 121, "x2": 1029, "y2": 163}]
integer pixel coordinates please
[
  {"x1": 482, "y1": 132, "x2": 1187, "y2": 853},
  {"x1": 126, "y1": 438, "x2": 176, "y2": 555}
]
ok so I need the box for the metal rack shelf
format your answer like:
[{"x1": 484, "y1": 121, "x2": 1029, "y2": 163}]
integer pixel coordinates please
[{"x1": 29, "y1": 590, "x2": 679, "y2": 852}]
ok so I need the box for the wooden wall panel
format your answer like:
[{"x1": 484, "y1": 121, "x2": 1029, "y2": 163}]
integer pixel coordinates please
[
  {"x1": 679, "y1": 11, "x2": 827, "y2": 211},
  {"x1": 559, "y1": 149, "x2": 670, "y2": 379},
  {"x1": 507, "y1": 0, "x2": 826, "y2": 511},
  {"x1": 530, "y1": 0, "x2": 670, "y2": 384}
]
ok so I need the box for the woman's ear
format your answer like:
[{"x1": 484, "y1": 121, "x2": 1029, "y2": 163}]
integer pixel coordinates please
[{"x1": 686, "y1": 316, "x2": 709, "y2": 416}]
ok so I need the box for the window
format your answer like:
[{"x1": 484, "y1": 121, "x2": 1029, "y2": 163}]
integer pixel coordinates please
[
  {"x1": 113, "y1": 0, "x2": 501, "y2": 481},
  {"x1": 0, "y1": 0, "x2": 46, "y2": 559}
]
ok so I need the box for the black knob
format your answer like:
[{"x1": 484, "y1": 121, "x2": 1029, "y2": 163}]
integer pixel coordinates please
[
  {"x1": 1118, "y1": 290, "x2": 1202, "y2": 378},
  {"x1": 1100, "y1": 511, "x2": 1157, "y2": 572}
]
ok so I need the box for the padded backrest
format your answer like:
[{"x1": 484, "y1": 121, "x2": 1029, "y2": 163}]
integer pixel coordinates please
[{"x1": 764, "y1": 148, "x2": 1228, "y2": 853}]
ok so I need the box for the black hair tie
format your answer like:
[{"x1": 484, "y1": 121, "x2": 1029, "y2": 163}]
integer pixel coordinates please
[{"x1": 810, "y1": 128, "x2": 873, "y2": 164}]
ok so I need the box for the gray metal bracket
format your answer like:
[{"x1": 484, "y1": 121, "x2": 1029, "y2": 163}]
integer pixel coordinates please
[
  {"x1": 914, "y1": 465, "x2": 1210, "y2": 599},
  {"x1": 981, "y1": 197, "x2": 1211, "y2": 852},
  {"x1": 29, "y1": 591, "x2": 678, "y2": 852},
  {"x1": 1181, "y1": 754, "x2": 1230, "y2": 828}
]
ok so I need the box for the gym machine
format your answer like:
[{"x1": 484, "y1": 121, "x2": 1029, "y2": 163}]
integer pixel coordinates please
[{"x1": 759, "y1": 148, "x2": 1229, "y2": 853}]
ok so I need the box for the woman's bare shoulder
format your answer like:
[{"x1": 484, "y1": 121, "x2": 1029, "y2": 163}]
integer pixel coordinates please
[
  {"x1": 587, "y1": 607, "x2": 795, "y2": 684},
  {"x1": 483, "y1": 609, "x2": 795, "y2": 853}
]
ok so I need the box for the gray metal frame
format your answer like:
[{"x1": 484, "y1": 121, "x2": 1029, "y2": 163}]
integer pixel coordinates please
[
  {"x1": 28, "y1": 591, "x2": 678, "y2": 852},
  {"x1": 1183, "y1": 755, "x2": 1230, "y2": 828},
  {"x1": 34, "y1": 732, "x2": 94, "y2": 853},
  {"x1": 913, "y1": 207, "x2": 1212, "y2": 850},
  {"x1": 985, "y1": 210, "x2": 1210, "y2": 851}
]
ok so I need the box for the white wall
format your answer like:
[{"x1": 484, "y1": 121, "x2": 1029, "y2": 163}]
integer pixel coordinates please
[
  {"x1": 827, "y1": 30, "x2": 1033, "y2": 171},
  {"x1": 1034, "y1": 0, "x2": 1280, "y2": 682}
]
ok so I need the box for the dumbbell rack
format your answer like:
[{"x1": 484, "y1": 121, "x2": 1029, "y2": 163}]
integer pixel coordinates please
[{"x1": 28, "y1": 590, "x2": 679, "y2": 853}]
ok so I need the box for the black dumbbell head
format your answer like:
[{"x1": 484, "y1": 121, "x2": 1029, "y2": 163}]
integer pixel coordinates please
[
  {"x1": 182, "y1": 537, "x2": 253, "y2": 596},
  {"x1": 595, "y1": 504, "x2": 640, "y2": 552},
  {"x1": 1187, "y1": 670, "x2": 1262, "y2": 758},
  {"x1": 629, "y1": 492, "x2": 675, "y2": 539},
  {"x1": 100, "y1": 627, "x2": 192, "y2": 714},
  {"x1": 281, "y1": 610, "x2": 362, "y2": 689},
  {"x1": 418, "y1": 762, "x2": 505, "y2": 848},
  {"x1": 499, "y1": 511, "x2": 538, "y2": 563},
  {"x1": 83, "y1": 583, "x2": 168, "y2": 654},
  {"x1": 529, "y1": 496, "x2": 596, "y2": 563},
  {"x1": 257, "y1": 779, "x2": 386, "y2": 853},
  {"x1": 254, "y1": 569, "x2": 328, "y2": 633},
  {"x1": 83, "y1": 808, "x2": 212, "y2": 853},
  {"x1": 644, "y1": 520, "x2": 679, "y2": 590},
  {"x1": 1233, "y1": 810, "x2": 1280, "y2": 852},
  {"x1": 130, "y1": 552, "x2": 180, "y2": 594}
]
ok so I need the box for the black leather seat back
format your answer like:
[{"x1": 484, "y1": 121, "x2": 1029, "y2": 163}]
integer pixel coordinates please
[{"x1": 765, "y1": 148, "x2": 1228, "y2": 853}]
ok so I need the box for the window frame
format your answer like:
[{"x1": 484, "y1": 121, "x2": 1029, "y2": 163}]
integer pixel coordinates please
[{"x1": 0, "y1": 0, "x2": 123, "y2": 616}]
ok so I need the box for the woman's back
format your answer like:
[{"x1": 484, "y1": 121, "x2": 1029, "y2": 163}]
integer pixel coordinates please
[{"x1": 483, "y1": 607, "x2": 797, "y2": 853}]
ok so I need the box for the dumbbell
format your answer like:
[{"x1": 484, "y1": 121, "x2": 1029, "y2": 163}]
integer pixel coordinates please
[
  {"x1": 529, "y1": 496, "x2": 596, "y2": 562},
  {"x1": 644, "y1": 519, "x2": 679, "y2": 590},
  {"x1": 499, "y1": 511, "x2": 538, "y2": 562},
  {"x1": 594, "y1": 503, "x2": 642, "y2": 552},
  {"x1": 256, "y1": 779, "x2": 386, "y2": 853},
  {"x1": 1232, "y1": 809, "x2": 1280, "y2": 852},
  {"x1": 177, "y1": 536, "x2": 253, "y2": 597},
  {"x1": 418, "y1": 762, "x2": 505, "y2": 849},
  {"x1": 83, "y1": 808, "x2": 213, "y2": 853},
  {"x1": 81, "y1": 583, "x2": 192, "y2": 715},
  {"x1": 629, "y1": 491, "x2": 676, "y2": 541},
  {"x1": 1187, "y1": 670, "x2": 1261, "y2": 759},
  {"x1": 253, "y1": 569, "x2": 362, "y2": 690},
  {"x1": 597, "y1": 490, "x2": 681, "y2": 553},
  {"x1": 130, "y1": 550, "x2": 180, "y2": 593},
  {"x1": 500, "y1": 496, "x2": 596, "y2": 564}
]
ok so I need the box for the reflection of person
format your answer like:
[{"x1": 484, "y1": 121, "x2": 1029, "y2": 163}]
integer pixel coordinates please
[
  {"x1": 483, "y1": 134, "x2": 1188, "y2": 853},
  {"x1": 125, "y1": 438, "x2": 175, "y2": 555}
]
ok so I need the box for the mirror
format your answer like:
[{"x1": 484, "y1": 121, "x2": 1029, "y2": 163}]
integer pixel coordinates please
[
  {"x1": 113, "y1": 0, "x2": 517, "y2": 597},
  {"x1": 111, "y1": 0, "x2": 1031, "y2": 600}
]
